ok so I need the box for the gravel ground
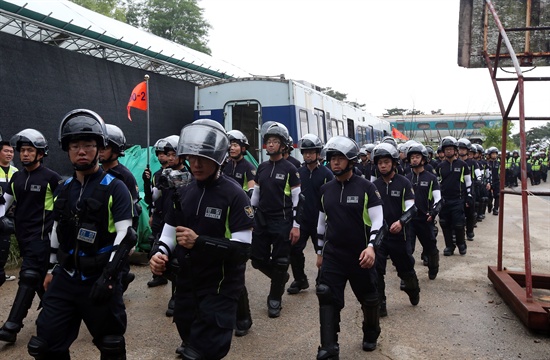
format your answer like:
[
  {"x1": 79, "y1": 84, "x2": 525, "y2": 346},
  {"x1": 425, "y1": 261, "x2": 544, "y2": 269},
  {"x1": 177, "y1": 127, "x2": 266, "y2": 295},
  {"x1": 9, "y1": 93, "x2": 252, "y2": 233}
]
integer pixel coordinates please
[{"x1": 1, "y1": 181, "x2": 549, "y2": 359}]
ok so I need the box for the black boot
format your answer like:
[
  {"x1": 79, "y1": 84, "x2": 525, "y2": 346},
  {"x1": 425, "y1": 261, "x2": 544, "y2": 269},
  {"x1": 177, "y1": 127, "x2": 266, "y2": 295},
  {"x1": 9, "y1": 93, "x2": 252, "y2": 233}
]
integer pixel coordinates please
[
  {"x1": 0, "y1": 281, "x2": 37, "y2": 343},
  {"x1": 428, "y1": 251, "x2": 439, "y2": 280},
  {"x1": 455, "y1": 227, "x2": 467, "y2": 255},
  {"x1": 361, "y1": 297, "x2": 380, "y2": 352},
  {"x1": 401, "y1": 273, "x2": 420, "y2": 306},
  {"x1": 267, "y1": 266, "x2": 289, "y2": 318},
  {"x1": 235, "y1": 286, "x2": 252, "y2": 336},
  {"x1": 287, "y1": 254, "x2": 309, "y2": 294},
  {"x1": 316, "y1": 284, "x2": 339, "y2": 360},
  {"x1": 442, "y1": 226, "x2": 455, "y2": 256}
]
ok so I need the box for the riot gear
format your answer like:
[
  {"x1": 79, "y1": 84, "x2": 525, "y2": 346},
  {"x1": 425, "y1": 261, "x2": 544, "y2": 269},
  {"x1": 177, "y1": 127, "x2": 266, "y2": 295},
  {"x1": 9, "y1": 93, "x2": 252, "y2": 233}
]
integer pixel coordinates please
[
  {"x1": 406, "y1": 143, "x2": 429, "y2": 167},
  {"x1": 457, "y1": 138, "x2": 472, "y2": 151},
  {"x1": 10, "y1": 129, "x2": 49, "y2": 166},
  {"x1": 263, "y1": 122, "x2": 289, "y2": 155},
  {"x1": 177, "y1": 119, "x2": 230, "y2": 166},
  {"x1": 440, "y1": 136, "x2": 458, "y2": 150},
  {"x1": 59, "y1": 109, "x2": 108, "y2": 151},
  {"x1": 299, "y1": 134, "x2": 323, "y2": 152},
  {"x1": 227, "y1": 130, "x2": 250, "y2": 150},
  {"x1": 324, "y1": 136, "x2": 359, "y2": 162},
  {"x1": 105, "y1": 124, "x2": 126, "y2": 156},
  {"x1": 372, "y1": 143, "x2": 400, "y2": 164},
  {"x1": 381, "y1": 136, "x2": 397, "y2": 149}
]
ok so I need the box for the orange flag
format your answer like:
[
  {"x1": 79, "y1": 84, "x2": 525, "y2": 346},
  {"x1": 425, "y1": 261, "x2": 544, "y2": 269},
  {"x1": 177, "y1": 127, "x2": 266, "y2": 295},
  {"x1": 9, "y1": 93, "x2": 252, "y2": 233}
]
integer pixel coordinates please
[
  {"x1": 127, "y1": 81, "x2": 147, "y2": 121},
  {"x1": 392, "y1": 127, "x2": 409, "y2": 141}
]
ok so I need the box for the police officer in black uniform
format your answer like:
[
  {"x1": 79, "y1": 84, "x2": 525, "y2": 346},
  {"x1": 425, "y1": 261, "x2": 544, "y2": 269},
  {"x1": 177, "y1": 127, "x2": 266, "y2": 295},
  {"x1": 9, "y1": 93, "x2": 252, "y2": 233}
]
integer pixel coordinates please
[
  {"x1": 149, "y1": 119, "x2": 254, "y2": 360},
  {"x1": 224, "y1": 130, "x2": 256, "y2": 196},
  {"x1": 250, "y1": 122, "x2": 301, "y2": 318},
  {"x1": 0, "y1": 132, "x2": 18, "y2": 286},
  {"x1": 223, "y1": 129, "x2": 256, "y2": 337},
  {"x1": 485, "y1": 146, "x2": 500, "y2": 216},
  {"x1": 288, "y1": 134, "x2": 333, "y2": 295},
  {"x1": 0, "y1": 129, "x2": 62, "y2": 344},
  {"x1": 27, "y1": 109, "x2": 134, "y2": 359},
  {"x1": 405, "y1": 143, "x2": 441, "y2": 280},
  {"x1": 372, "y1": 143, "x2": 420, "y2": 317},
  {"x1": 99, "y1": 124, "x2": 140, "y2": 291},
  {"x1": 316, "y1": 136, "x2": 384, "y2": 358},
  {"x1": 143, "y1": 137, "x2": 172, "y2": 288},
  {"x1": 457, "y1": 138, "x2": 481, "y2": 241},
  {"x1": 436, "y1": 136, "x2": 472, "y2": 256},
  {"x1": 283, "y1": 135, "x2": 302, "y2": 169}
]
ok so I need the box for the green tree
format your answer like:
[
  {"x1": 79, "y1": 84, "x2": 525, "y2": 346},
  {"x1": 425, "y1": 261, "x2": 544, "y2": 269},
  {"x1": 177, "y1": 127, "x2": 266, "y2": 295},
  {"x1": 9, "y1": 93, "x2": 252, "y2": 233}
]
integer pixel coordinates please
[
  {"x1": 384, "y1": 108, "x2": 408, "y2": 116},
  {"x1": 481, "y1": 121, "x2": 514, "y2": 149},
  {"x1": 145, "y1": 0, "x2": 211, "y2": 54},
  {"x1": 70, "y1": 0, "x2": 127, "y2": 21},
  {"x1": 321, "y1": 88, "x2": 347, "y2": 101},
  {"x1": 512, "y1": 122, "x2": 550, "y2": 147}
]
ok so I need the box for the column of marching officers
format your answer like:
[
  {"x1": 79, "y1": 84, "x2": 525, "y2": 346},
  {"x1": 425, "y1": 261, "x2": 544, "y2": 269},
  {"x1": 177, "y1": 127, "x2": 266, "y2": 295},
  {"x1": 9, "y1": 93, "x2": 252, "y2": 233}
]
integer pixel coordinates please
[{"x1": 0, "y1": 110, "x2": 507, "y2": 359}]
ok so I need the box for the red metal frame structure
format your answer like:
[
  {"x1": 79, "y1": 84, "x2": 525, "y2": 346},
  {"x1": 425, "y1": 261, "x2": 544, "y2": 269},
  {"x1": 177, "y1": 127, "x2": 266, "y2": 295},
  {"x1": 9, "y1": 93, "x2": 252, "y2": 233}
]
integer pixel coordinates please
[{"x1": 482, "y1": 0, "x2": 550, "y2": 332}]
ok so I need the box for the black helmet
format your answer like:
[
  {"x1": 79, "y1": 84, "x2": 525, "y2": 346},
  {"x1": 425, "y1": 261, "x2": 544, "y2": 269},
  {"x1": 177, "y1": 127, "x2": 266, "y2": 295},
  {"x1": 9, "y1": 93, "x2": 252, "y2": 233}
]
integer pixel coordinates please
[
  {"x1": 359, "y1": 145, "x2": 368, "y2": 156},
  {"x1": 365, "y1": 144, "x2": 375, "y2": 153},
  {"x1": 287, "y1": 135, "x2": 294, "y2": 153},
  {"x1": 457, "y1": 138, "x2": 472, "y2": 151},
  {"x1": 488, "y1": 146, "x2": 499, "y2": 154},
  {"x1": 474, "y1": 144, "x2": 484, "y2": 154},
  {"x1": 177, "y1": 119, "x2": 229, "y2": 165},
  {"x1": 381, "y1": 136, "x2": 397, "y2": 149},
  {"x1": 298, "y1": 134, "x2": 323, "y2": 153},
  {"x1": 262, "y1": 122, "x2": 289, "y2": 144},
  {"x1": 425, "y1": 145, "x2": 434, "y2": 156},
  {"x1": 10, "y1": 129, "x2": 49, "y2": 156},
  {"x1": 59, "y1": 109, "x2": 107, "y2": 152},
  {"x1": 324, "y1": 136, "x2": 359, "y2": 161},
  {"x1": 105, "y1": 124, "x2": 126, "y2": 156},
  {"x1": 373, "y1": 143, "x2": 400, "y2": 164},
  {"x1": 227, "y1": 130, "x2": 250, "y2": 149},
  {"x1": 407, "y1": 143, "x2": 429, "y2": 163},
  {"x1": 155, "y1": 135, "x2": 179, "y2": 154},
  {"x1": 402, "y1": 140, "x2": 418, "y2": 154},
  {"x1": 440, "y1": 136, "x2": 458, "y2": 150}
]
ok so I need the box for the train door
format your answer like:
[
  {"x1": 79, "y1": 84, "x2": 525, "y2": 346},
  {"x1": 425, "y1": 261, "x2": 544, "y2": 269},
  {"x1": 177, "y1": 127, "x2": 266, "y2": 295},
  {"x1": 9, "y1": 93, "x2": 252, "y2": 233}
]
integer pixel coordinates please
[{"x1": 224, "y1": 101, "x2": 262, "y2": 162}]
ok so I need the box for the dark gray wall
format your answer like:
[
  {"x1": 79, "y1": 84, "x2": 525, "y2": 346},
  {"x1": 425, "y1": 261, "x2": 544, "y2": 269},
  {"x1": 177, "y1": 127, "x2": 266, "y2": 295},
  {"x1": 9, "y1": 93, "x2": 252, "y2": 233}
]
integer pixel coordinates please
[{"x1": 0, "y1": 31, "x2": 195, "y2": 176}]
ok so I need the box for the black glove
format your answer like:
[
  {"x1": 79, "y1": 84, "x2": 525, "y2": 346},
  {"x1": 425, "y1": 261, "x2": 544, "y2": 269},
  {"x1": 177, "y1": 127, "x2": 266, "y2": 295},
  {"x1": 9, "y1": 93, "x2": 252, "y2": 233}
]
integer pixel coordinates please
[
  {"x1": 89, "y1": 267, "x2": 116, "y2": 305},
  {"x1": 142, "y1": 167, "x2": 152, "y2": 182}
]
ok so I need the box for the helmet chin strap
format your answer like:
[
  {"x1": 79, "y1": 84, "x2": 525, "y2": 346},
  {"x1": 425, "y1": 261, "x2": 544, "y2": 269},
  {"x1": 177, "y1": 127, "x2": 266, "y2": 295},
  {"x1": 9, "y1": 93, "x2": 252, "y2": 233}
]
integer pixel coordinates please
[
  {"x1": 73, "y1": 151, "x2": 99, "y2": 171},
  {"x1": 22, "y1": 154, "x2": 40, "y2": 167},
  {"x1": 331, "y1": 163, "x2": 353, "y2": 177}
]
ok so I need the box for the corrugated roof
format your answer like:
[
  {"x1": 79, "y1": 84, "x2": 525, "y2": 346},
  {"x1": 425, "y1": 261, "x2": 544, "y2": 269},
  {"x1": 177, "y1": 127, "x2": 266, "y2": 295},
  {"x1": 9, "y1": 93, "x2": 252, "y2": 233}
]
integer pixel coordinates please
[{"x1": 0, "y1": 0, "x2": 251, "y2": 84}]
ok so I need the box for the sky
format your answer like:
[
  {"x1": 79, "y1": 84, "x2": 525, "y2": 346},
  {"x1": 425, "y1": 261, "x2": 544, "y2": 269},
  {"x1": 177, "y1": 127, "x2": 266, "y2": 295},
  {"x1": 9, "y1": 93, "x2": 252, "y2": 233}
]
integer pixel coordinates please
[{"x1": 199, "y1": 0, "x2": 550, "y2": 132}]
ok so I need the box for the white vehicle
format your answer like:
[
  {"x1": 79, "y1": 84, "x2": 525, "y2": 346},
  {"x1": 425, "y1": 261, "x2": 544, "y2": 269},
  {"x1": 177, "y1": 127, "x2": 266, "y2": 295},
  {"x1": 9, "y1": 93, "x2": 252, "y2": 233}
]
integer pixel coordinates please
[{"x1": 194, "y1": 77, "x2": 390, "y2": 162}]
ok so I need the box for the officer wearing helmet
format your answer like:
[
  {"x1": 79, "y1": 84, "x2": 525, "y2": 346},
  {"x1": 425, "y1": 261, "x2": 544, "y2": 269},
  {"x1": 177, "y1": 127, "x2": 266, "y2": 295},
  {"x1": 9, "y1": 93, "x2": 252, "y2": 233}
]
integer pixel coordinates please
[
  {"x1": 0, "y1": 129, "x2": 62, "y2": 344},
  {"x1": 150, "y1": 119, "x2": 254, "y2": 359},
  {"x1": 0, "y1": 132, "x2": 17, "y2": 286},
  {"x1": 457, "y1": 138, "x2": 481, "y2": 241},
  {"x1": 357, "y1": 144, "x2": 376, "y2": 181},
  {"x1": 473, "y1": 144, "x2": 489, "y2": 221},
  {"x1": 142, "y1": 136, "x2": 176, "y2": 289},
  {"x1": 99, "y1": 124, "x2": 140, "y2": 292},
  {"x1": 27, "y1": 109, "x2": 134, "y2": 359},
  {"x1": 249, "y1": 122, "x2": 301, "y2": 318},
  {"x1": 435, "y1": 136, "x2": 472, "y2": 256},
  {"x1": 224, "y1": 130, "x2": 256, "y2": 197},
  {"x1": 372, "y1": 143, "x2": 420, "y2": 317},
  {"x1": 485, "y1": 146, "x2": 500, "y2": 214},
  {"x1": 287, "y1": 134, "x2": 333, "y2": 296},
  {"x1": 283, "y1": 135, "x2": 302, "y2": 168},
  {"x1": 505, "y1": 149, "x2": 520, "y2": 187},
  {"x1": 316, "y1": 136, "x2": 384, "y2": 357},
  {"x1": 405, "y1": 143, "x2": 441, "y2": 281},
  {"x1": 223, "y1": 129, "x2": 257, "y2": 337}
]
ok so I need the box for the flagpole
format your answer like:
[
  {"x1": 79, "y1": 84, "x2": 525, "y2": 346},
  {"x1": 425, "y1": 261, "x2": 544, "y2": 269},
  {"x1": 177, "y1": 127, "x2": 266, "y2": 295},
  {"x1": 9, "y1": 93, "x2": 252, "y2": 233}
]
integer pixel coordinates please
[{"x1": 145, "y1": 74, "x2": 150, "y2": 167}]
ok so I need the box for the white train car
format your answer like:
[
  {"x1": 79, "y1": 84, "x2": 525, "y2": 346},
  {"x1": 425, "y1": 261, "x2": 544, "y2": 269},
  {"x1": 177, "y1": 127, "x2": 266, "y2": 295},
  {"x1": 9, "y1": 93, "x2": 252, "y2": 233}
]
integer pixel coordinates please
[{"x1": 194, "y1": 77, "x2": 390, "y2": 162}]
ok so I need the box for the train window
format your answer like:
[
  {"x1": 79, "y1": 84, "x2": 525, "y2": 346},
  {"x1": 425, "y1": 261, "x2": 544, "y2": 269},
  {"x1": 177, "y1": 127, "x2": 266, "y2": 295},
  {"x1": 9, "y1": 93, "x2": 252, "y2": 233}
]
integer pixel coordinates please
[
  {"x1": 347, "y1": 119, "x2": 355, "y2": 139},
  {"x1": 299, "y1": 110, "x2": 308, "y2": 136},
  {"x1": 329, "y1": 119, "x2": 336, "y2": 138},
  {"x1": 472, "y1": 121, "x2": 486, "y2": 128},
  {"x1": 337, "y1": 120, "x2": 345, "y2": 135},
  {"x1": 417, "y1": 123, "x2": 430, "y2": 130},
  {"x1": 396, "y1": 123, "x2": 405, "y2": 131},
  {"x1": 309, "y1": 112, "x2": 319, "y2": 137},
  {"x1": 367, "y1": 125, "x2": 373, "y2": 143},
  {"x1": 454, "y1": 121, "x2": 467, "y2": 129},
  {"x1": 435, "y1": 122, "x2": 449, "y2": 129},
  {"x1": 314, "y1": 108, "x2": 326, "y2": 143}
]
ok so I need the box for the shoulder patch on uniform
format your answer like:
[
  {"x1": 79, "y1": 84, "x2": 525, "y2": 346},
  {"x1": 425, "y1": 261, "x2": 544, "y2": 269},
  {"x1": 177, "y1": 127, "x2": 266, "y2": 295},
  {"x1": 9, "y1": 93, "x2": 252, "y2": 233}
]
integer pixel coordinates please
[
  {"x1": 374, "y1": 190, "x2": 382, "y2": 199},
  {"x1": 244, "y1": 205, "x2": 254, "y2": 219},
  {"x1": 63, "y1": 177, "x2": 73, "y2": 185},
  {"x1": 295, "y1": 172, "x2": 300, "y2": 179},
  {"x1": 100, "y1": 173, "x2": 116, "y2": 185}
]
